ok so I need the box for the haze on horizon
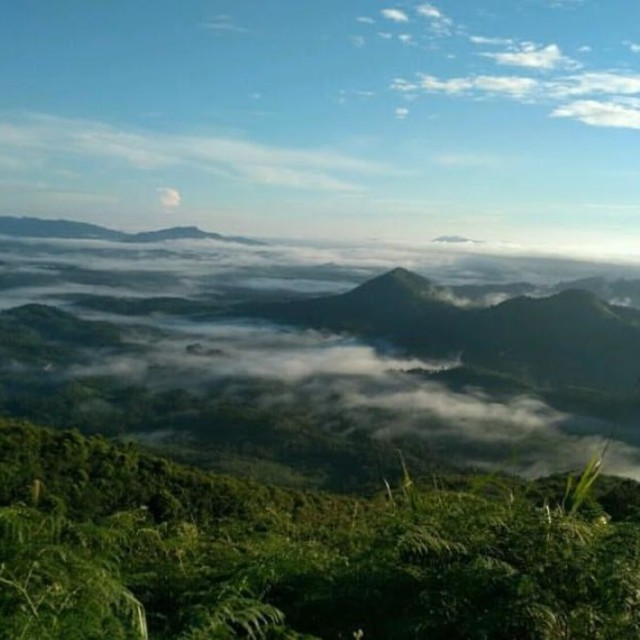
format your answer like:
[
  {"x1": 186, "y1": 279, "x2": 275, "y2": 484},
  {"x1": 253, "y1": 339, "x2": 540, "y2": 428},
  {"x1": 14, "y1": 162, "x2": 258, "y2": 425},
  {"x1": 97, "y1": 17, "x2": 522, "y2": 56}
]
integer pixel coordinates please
[{"x1": 1, "y1": 1, "x2": 640, "y2": 252}]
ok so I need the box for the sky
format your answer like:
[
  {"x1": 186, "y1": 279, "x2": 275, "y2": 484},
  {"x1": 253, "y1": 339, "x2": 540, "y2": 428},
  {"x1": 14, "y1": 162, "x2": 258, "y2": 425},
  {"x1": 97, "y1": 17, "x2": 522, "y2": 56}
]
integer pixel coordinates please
[{"x1": 1, "y1": 0, "x2": 640, "y2": 249}]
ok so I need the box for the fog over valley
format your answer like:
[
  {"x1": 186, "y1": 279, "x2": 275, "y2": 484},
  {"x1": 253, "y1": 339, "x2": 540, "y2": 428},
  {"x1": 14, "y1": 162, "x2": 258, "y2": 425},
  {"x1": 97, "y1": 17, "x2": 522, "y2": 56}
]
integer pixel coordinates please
[{"x1": 3, "y1": 230, "x2": 640, "y2": 487}]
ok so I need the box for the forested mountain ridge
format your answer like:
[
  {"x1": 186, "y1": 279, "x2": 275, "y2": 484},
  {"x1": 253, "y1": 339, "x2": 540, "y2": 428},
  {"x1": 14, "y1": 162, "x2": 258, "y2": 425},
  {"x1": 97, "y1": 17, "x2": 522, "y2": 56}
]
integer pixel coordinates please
[{"x1": 239, "y1": 267, "x2": 640, "y2": 392}]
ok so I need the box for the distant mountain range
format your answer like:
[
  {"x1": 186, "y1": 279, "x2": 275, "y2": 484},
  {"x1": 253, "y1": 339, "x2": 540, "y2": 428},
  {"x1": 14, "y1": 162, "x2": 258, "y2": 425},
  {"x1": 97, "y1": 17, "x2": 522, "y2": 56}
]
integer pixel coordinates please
[
  {"x1": 0, "y1": 216, "x2": 265, "y2": 246},
  {"x1": 239, "y1": 267, "x2": 640, "y2": 393}
]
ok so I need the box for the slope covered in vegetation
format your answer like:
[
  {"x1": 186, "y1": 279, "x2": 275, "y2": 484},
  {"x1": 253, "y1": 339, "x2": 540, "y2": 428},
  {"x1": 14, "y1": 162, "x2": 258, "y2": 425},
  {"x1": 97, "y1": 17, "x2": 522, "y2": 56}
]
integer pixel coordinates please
[{"x1": 3, "y1": 418, "x2": 640, "y2": 639}]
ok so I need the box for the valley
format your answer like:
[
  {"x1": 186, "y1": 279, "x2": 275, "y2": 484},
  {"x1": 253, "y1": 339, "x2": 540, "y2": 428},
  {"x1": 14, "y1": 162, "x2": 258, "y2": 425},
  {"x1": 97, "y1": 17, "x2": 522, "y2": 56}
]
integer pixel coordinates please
[{"x1": 3, "y1": 229, "x2": 640, "y2": 488}]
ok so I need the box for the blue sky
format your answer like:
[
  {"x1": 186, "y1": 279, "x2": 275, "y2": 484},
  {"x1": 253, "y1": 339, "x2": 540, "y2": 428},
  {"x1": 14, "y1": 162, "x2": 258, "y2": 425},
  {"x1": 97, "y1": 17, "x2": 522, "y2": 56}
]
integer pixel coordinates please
[{"x1": 2, "y1": 0, "x2": 640, "y2": 249}]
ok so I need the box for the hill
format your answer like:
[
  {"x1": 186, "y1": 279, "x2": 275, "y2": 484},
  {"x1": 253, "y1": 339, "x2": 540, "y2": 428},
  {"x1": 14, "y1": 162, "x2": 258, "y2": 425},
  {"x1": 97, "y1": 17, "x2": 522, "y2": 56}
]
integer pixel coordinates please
[
  {"x1": 4, "y1": 418, "x2": 640, "y2": 639},
  {"x1": 0, "y1": 303, "x2": 125, "y2": 365},
  {"x1": 465, "y1": 289, "x2": 640, "y2": 391},
  {"x1": 240, "y1": 267, "x2": 466, "y2": 357},
  {"x1": 0, "y1": 215, "x2": 265, "y2": 246},
  {"x1": 237, "y1": 267, "x2": 640, "y2": 392},
  {"x1": 0, "y1": 215, "x2": 125, "y2": 240}
]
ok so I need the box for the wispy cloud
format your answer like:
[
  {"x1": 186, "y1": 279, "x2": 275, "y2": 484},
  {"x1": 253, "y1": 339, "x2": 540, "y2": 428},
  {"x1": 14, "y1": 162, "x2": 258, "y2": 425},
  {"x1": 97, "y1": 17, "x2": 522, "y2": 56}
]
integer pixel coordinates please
[
  {"x1": 398, "y1": 34, "x2": 415, "y2": 46},
  {"x1": 552, "y1": 100, "x2": 640, "y2": 129},
  {"x1": 549, "y1": 72, "x2": 640, "y2": 98},
  {"x1": 390, "y1": 78, "x2": 420, "y2": 93},
  {"x1": 434, "y1": 153, "x2": 502, "y2": 168},
  {"x1": 415, "y1": 3, "x2": 453, "y2": 35},
  {"x1": 202, "y1": 15, "x2": 248, "y2": 34},
  {"x1": 417, "y1": 74, "x2": 539, "y2": 99},
  {"x1": 482, "y1": 43, "x2": 579, "y2": 70},
  {"x1": 356, "y1": 16, "x2": 375, "y2": 24},
  {"x1": 470, "y1": 35, "x2": 514, "y2": 46},
  {"x1": 416, "y1": 3, "x2": 443, "y2": 19},
  {"x1": 395, "y1": 107, "x2": 409, "y2": 120},
  {"x1": 545, "y1": 0, "x2": 585, "y2": 7},
  {"x1": 381, "y1": 8, "x2": 410, "y2": 23},
  {"x1": 400, "y1": 70, "x2": 640, "y2": 102},
  {"x1": 0, "y1": 114, "x2": 389, "y2": 193},
  {"x1": 391, "y1": 68, "x2": 640, "y2": 132}
]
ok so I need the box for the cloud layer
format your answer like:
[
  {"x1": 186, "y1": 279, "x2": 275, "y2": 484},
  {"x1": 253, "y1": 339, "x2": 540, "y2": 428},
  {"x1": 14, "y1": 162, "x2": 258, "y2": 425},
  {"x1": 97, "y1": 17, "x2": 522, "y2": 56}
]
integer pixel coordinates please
[{"x1": 0, "y1": 114, "x2": 389, "y2": 193}]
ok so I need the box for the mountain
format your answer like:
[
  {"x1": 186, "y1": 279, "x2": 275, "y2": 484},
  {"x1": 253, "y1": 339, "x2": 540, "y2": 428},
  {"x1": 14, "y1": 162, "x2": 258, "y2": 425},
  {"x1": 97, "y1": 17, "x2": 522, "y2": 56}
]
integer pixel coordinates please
[
  {"x1": 237, "y1": 267, "x2": 640, "y2": 392},
  {"x1": 0, "y1": 216, "x2": 125, "y2": 241},
  {"x1": 552, "y1": 276, "x2": 640, "y2": 309},
  {"x1": 125, "y1": 225, "x2": 264, "y2": 245},
  {"x1": 239, "y1": 267, "x2": 466, "y2": 356},
  {"x1": 462, "y1": 289, "x2": 640, "y2": 391},
  {"x1": 0, "y1": 216, "x2": 265, "y2": 246}
]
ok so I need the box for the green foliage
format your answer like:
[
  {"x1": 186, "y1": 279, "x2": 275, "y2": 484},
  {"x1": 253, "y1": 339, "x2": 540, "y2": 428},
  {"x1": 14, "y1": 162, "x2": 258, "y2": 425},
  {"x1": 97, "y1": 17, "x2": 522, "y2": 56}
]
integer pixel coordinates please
[
  {"x1": 4, "y1": 419, "x2": 640, "y2": 638},
  {"x1": 563, "y1": 449, "x2": 605, "y2": 516},
  {"x1": 0, "y1": 506, "x2": 147, "y2": 640}
]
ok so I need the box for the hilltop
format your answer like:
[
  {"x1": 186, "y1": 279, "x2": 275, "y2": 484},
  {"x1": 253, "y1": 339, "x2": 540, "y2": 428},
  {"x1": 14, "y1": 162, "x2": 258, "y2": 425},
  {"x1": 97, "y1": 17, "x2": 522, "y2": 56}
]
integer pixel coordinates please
[{"x1": 239, "y1": 266, "x2": 465, "y2": 356}]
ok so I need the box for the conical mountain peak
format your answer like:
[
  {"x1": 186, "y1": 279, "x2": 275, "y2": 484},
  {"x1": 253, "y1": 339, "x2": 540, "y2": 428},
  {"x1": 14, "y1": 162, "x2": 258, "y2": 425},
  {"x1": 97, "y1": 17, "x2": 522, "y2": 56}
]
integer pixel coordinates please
[{"x1": 345, "y1": 267, "x2": 448, "y2": 305}]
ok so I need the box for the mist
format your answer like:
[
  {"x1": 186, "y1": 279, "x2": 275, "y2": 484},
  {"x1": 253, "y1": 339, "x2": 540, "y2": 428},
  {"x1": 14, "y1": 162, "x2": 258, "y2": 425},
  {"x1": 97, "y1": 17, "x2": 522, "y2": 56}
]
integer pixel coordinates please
[
  {"x1": 4, "y1": 233, "x2": 640, "y2": 481},
  {"x1": 53, "y1": 314, "x2": 640, "y2": 480}
]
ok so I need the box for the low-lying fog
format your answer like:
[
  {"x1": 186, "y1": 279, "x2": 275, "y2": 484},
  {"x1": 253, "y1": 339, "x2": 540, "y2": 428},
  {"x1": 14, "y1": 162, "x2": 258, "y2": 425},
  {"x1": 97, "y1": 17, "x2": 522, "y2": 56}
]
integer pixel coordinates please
[{"x1": 5, "y1": 234, "x2": 640, "y2": 479}]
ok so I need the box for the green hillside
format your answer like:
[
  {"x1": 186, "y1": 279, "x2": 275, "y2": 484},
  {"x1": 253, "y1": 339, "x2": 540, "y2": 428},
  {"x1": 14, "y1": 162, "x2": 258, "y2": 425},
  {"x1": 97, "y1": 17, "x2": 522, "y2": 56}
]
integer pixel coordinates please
[
  {"x1": 0, "y1": 303, "x2": 124, "y2": 365},
  {"x1": 4, "y1": 418, "x2": 640, "y2": 639},
  {"x1": 465, "y1": 290, "x2": 640, "y2": 391}
]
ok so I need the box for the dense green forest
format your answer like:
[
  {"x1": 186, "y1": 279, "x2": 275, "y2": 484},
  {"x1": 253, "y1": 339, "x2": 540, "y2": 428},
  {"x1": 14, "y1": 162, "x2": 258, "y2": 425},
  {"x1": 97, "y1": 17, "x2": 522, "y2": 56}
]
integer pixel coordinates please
[{"x1": 4, "y1": 418, "x2": 640, "y2": 639}]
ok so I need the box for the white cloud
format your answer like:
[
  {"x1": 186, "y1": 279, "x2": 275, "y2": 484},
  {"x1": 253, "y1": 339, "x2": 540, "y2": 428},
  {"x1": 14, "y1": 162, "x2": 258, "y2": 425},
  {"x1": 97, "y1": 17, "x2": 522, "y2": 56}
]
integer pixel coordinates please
[
  {"x1": 473, "y1": 75, "x2": 539, "y2": 97},
  {"x1": 416, "y1": 3, "x2": 453, "y2": 35},
  {"x1": 378, "y1": 32, "x2": 394, "y2": 40},
  {"x1": 390, "y1": 77, "x2": 420, "y2": 92},
  {"x1": 356, "y1": 16, "x2": 375, "y2": 24},
  {"x1": 483, "y1": 43, "x2": 579, "y2": 70},
  {"x1": 470, "y1": 35, "x2": 514, "y2": 46},
  {"x1": 417, "y1": 74, "x2": 539, "y2": 99},
  {"x1": 398, "y1": 34, "x2": 415, "y2": 46},
  {"x1": 549, "y1": 72, "x2": 640, "y2": 98},
  {"x1": 416, "y1": 3, "x2": 443, "y2": 19},
  {"x1": 381, "y1": 8, "x2": 409, "y2": 23},
  {"x1": 351, "y1": 35, "x2": 365, "y2": 48},
  {"x1": 630, "y1": 43, "x2": 640, "y2": 53},
  {"x1": 551, "y1": 100, "x2": 640, "y2": 129},
  {"x1": 0, "y1": 114, "x2": 390, "y2": 193},
  {"x1": 395, "y1": 107, "x2": 409, "y2": 120},
  {"x1": 418, "y1": 75, "x2": 473, "y2": 94},
  {"x1": 406, "y1": 70, "x2": 640, "y2": 103},
  {"x1": 157, "y1": 187, "x2": 181, "y2": 208}
]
